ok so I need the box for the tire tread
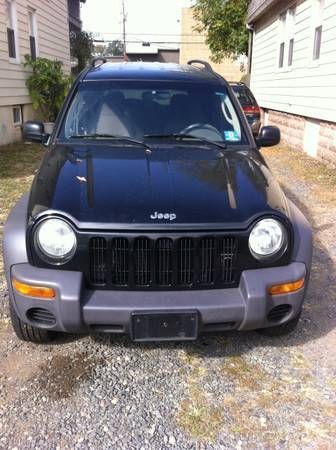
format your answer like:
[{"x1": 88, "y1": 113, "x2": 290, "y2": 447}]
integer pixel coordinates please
[{"x1": 9, "y1": 303, "x2": 53, "y2": 343}]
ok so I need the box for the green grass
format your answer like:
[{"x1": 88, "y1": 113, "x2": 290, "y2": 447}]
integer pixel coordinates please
[{"x1": 0, "y1": 142, "x2": 44, "y2": 277}]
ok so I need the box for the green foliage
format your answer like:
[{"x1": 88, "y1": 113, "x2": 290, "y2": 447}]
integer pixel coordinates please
[
  {"x1": 103, "y1": 40, "x2": 124, "y2": 57},
  {"x1": 24, "y1": 56, "x2": 71, "y2": 122},
  {"x1": 70, "y1": 30, "x2": 94, "y2": 73},
  {"x1": 193, "y1": 0, "x2": 249, "y2": 62}
]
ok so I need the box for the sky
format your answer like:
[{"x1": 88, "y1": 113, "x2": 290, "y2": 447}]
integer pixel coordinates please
[{"x1": 81, "y1": 0, "x2": 193, "y2": 49}]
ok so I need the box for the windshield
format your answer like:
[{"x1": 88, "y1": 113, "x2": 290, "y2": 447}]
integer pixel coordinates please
[{"x1": 60, "y1": 80, "x2": 247, "y2": 144}]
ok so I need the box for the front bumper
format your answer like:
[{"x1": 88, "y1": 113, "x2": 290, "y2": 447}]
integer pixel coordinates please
[{"x1": 9, "y1": 262, "x2": 307, "y2": 336}]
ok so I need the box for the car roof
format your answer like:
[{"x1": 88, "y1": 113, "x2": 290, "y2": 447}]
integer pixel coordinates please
[{"x1": 83, "y1": 61, "x2": 226, "y2": 85}]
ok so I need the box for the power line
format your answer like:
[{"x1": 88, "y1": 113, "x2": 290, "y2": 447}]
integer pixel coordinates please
[
  {"x1": 91, "y1": 32, "x2": 207, "y2": 37},
  {"x1": 94, "y1": 40, "x2": 205, "y2": 45}
]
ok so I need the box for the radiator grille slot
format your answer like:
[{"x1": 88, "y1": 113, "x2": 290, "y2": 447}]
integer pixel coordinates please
[
  {"x1": 89, "y1": 237, "x2": 107, "y2": 285},
  {"x1": 134, "y1": 238, "x2": 151, "y2": 286},
  {"x1": 179, "y1": 238, "x2": 194, "y2": 285},
  {"x1": 200, "y1": 237, "x2": 216, "y2": 285},
  {"x1": 89, "y1": 235, "x2": 238, "y2": 290},
  {"x1": 156, "y1": 238, "x2": 173, "y2": 286},
  {"x1": 219, "y1": 237, "x2": 237, "y2": 284},
  {"x1": 111, "y1": 238, "x2": 129, "y2": 286}
]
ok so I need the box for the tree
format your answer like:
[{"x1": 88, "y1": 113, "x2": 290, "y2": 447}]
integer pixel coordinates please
[
  {"x1": 103, "y1": 40, "x2": 124, "y2": 57},
  {"x1": 193, "y1": 0, "x2": 249, "y2": 62},
  {"x1": 70, "y1": 30, "x2": 94, "y2": 73},
  {"x1": 93, "y1": 44, "x2": 106, "y2": 55},
  {"x1": 24, "y1": 55, "x2": 71, "y2": 122}
]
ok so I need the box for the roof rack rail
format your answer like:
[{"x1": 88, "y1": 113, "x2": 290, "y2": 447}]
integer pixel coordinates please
[
  {"x1": 90, "y1": 57, "x2": 107, "y2": 68},
  {"x1": 187, "y1": 59, "x2": 213, "y2": 72}
]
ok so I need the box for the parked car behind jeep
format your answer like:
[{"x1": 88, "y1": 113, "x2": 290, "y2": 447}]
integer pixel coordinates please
[
  {"x1": 230, "y1": 82, "x2": 261, "y2": 136},
  {"x1": 3, "y1": 59, "x2": 312, "y2": 343}
]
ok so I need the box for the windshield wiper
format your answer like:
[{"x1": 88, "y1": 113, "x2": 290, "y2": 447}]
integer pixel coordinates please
[
  {"x1": 143, "y1": 133, "x2": 227, "y2": 150},
  {"x1": 69, "y1": 134, "x2": 151, "y2": 150}
]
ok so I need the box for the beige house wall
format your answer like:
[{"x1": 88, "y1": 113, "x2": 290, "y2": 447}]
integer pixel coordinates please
[
  {"x1": 0, "y1": 0, "x2": 71, "y2": 145},
  {"x1": 180, "y1": 8, "x2": 246, "y2": 81}
]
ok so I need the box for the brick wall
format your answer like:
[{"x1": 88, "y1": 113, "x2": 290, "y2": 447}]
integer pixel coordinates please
[
  {"x1": 318, "y1": 123, "x2": 336, "y2": 165},
  {"x1": 263, "y1": 109, "x2": 336, "y2": 166},
  {"x1": 180, "y1": 8, "x2": 246, "y2": 81}
]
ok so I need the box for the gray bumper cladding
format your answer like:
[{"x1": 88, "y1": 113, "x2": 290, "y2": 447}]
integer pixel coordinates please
[
  {"x1": 4, "y1": 194, "x2": 312, "y2": 337},
  {"x1": 10, "y1": 262, "x2": 306, "y2": 334}
]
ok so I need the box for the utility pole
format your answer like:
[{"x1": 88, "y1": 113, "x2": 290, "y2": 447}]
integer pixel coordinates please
[{"x1": 122, "y1": 0, "x2": 127, "y2": 59}]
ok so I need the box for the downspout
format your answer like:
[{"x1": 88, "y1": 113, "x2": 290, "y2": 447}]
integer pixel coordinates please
[{"x1": 246, "y1": 23, "x2": 254, "y2": 87}]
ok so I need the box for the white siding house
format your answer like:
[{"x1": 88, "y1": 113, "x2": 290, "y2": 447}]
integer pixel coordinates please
[
  {"x1": 0, "y1": 0, "x2": 71, "y2": 145},
  {"x1": 247, "y1": 0, "x2": 336, "y2": 165}
]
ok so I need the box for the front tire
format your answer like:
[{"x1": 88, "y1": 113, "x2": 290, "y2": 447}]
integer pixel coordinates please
[
  {"x1": 9, "y1": 303, "x2": 53, "y2": 343},
  {"x1": 257, "y1": 311, "x2": 301, "y2": 337}
]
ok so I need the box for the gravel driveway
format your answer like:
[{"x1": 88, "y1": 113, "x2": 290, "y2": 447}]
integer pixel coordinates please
[{"x1": 0, "y1": 146, "x2": 335, "y2": 449}]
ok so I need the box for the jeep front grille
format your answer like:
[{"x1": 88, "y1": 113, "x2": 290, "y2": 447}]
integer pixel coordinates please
[{"x1": 88, "y1": 235, "x2": 238, "y2": 290}]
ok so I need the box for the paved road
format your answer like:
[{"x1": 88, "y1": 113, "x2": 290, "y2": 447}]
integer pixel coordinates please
[{"x1": 0, "y1": 147, "x2": 335, "y2": 449}]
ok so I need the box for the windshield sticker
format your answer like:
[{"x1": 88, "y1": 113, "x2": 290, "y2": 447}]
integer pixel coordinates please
[{"x1": 224, "y1": 131, "x2": 240, "y2": 142}]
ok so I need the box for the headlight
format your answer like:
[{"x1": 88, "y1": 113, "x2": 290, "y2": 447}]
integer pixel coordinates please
[
  {"x1": 35, "y1": 218, "x2": 77, "y2": 262},
  {"x1": 249, "y1": 218, "x2": 286, "y2": 259}
]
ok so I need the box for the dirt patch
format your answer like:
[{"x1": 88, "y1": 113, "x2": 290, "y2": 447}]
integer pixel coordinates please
[
  {"x1": 176, "y1": 353, "x2": 224, "y2": 441},
  {"x1": 262, "y1": 146, "x2": 336, "y2": 207},
  {"x1": 1, "y1": 350, "x2": 39, "y2": 382},
  {"x1": 35, "y1": 352, "x2": 106, "y2": 400},
  {"x1": 177, "y1": 351, "x2": 336, "y2": 447},
  {"x1": 0, "y1": 143, "x2": 43, "y2": 278}
]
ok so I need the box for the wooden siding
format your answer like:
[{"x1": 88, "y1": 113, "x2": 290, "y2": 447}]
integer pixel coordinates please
[
  {"x1": 0, "y1": 0, "x2": 70, "y2": 108},
  {"x1": 250, "y1": 0, "x2": 336, "y2": 123}
]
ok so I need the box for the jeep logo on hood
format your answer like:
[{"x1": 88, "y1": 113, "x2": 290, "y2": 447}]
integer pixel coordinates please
[{"x1": 150, "y1": 212, "x2": 177, "y2": 221}]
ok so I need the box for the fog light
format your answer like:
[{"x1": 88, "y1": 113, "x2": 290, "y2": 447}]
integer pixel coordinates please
[
  {"x1": 12, "y1": 278, "x2": 56, "y2": 299},
  {"x1": 268, "y1": 278, "x2": 305, "y2": 296}
]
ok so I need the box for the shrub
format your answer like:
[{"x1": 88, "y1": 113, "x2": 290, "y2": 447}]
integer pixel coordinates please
[{"x1": 24, "y1": 55, "x2": 71, "y2": 122}]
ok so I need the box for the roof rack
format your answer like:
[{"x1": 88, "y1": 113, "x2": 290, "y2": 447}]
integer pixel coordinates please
[
  {"x1": 90, "y1": 57, "x2": 107, "y2": 68},
  {"x1": 187, "y1": 59, "x2": 214, "y2": 73}
]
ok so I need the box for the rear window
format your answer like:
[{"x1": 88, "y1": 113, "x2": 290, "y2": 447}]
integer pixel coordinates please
[{"x1": 232, "y1": 86, "x2": 256, "y2": 107}]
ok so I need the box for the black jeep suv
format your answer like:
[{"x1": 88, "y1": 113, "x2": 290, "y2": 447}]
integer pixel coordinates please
[{"x1": 3, "y1": 59, "x2": 312, "y2": 343}]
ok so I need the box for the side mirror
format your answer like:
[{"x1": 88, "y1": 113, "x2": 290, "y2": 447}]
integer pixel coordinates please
[
  {"x1": 22, "y1": 121, "x2": 49, "y2": 144},
  {"x1": 255, "y1": 126, "x2": 281, "y2": 147}
]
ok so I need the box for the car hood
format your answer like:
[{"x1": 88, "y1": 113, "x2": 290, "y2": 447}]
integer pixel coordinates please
[{"x1": 28, "y1": 143, "x2": 289, "y2": 229}]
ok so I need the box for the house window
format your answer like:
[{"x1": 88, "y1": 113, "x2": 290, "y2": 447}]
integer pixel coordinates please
[
  {"x1": 278, "y1": 12, "x2": 286, "y2": 68},
  {"x1": 313, "y1": 25, "x2": 322, "y2": 60},
  {"x1": 312, "y1": 0, "x2": 324, "y2": 60},
  {"x1": 278, "y1": 7, "x2": 295, "y2": 69},
  {"x1": 287, "y1": 7, "x2": 295, "y2": 66},
  {"x1": 28, "y1": 8, "x2": 38, "y2": 60},
  {"x1": 13, "y1": 106, "x2": 22, "y2": 126},
  {"x1": 279, "y1": 42, "x2": 285, "y2": 68},
  {"x1": 288, "y1": 38, "x2": 294, "y2": 66},
  {"x1": 5, "y1": 0, "x2": 18, "y2": 60}
]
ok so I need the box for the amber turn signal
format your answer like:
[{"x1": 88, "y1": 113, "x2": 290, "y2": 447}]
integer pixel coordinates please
[
  {"x1": 268, "y1": 278, "x2": 305, "y2": 296},
  {"x1": 12, "y1": 278, "x2": 56, "y2": 299}
]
